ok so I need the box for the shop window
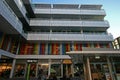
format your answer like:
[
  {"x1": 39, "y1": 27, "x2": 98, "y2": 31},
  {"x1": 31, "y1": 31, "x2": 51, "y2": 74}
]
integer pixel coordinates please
[
  {"x1": 38, "y1": 63, "x2": 49, "y2": 77},
  {"x1": 0, "y1": 63, "x2": 12, "y2": 78},
  {"x1": 115, "y1": 64, "x2": 120, "y2": 73},
  {"x1": 29, "y1": 64, "x2": 36, "y2": 77},
  {"x1": 51, "y1": 64, "x2": 61, "y2": 77},
  {"x1": 14, "y1": 64, "x2": 25, "y2": 77}
]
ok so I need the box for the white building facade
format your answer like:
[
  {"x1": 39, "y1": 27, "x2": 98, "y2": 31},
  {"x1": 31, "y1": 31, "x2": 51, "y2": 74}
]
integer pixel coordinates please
[{"x1": 0, "y1": 0, "x2": 120, "y2": 80}]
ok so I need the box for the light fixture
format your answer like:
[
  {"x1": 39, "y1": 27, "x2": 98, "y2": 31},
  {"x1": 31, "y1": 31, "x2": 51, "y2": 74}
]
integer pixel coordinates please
[{"x1": 95, "y1": 56, "x2": 100, "y2": 59}]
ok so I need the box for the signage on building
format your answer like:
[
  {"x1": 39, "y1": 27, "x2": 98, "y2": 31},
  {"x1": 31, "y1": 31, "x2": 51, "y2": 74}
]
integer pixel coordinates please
[{"x1": 27, "y1": 60, "x2": 37, "y2": 63}]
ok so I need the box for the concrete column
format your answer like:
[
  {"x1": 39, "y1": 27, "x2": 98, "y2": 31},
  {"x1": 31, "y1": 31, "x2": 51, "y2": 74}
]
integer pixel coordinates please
[
  {"x1": 10, "y1": 59, "x2": 16, "y2": 78},
  {"x1": 16, "y1": 41, "x2": 20, "y2": 55},
  {"x1": 111, "y1": 57, "x2": 117, "y2": 80},
  {"x1": 87, "y1": 57, "x2": 92, "y2": 80},
  {"x1": 36, "y1": 62, "x2": 39, "y2": 77},
  {"x1": 71, "y1": 63, "x2": 74, "y2": 77},
  {"x1": 83, "y1": 59, "x2": 87, "y2": 80},
  {"x1": 24, "y1": 63, "x2": 28, "y2": 78},
  {"x1": 66, "y1": 64, "x2": 68, "y2": 77},
  {"x1": 48, "y1": 59, "x2": 51, "y2": 76},
  {"x1": 45, "y1": 43, "x2": 48, "y2": 55},
  {"x1": 60, "y1": 43, "x2": 62, "y2": 55},
  {"x1": 61, "y1": 60, "x2": 63, "y2": 77},
  {"x1": 107, "y1": 57, "x2": 114, "y2": 80},
  {"x1": 7, "y1": 38, "x2": 11, "y2": 51}
]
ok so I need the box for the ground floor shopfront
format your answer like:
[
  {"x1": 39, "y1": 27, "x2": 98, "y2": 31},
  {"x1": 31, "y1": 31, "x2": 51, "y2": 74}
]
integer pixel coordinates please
[{"x1": 0, "y1": 55, "x2": 120, "y2": 80}]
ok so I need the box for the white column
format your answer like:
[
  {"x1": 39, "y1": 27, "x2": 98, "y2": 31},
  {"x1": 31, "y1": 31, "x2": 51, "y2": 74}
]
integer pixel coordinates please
[
  {"x1": 60, "y1": 43, "x2": 62, "y2": 55},
  {"x1": 71, "y1": 63, "x2": 74, "y2": 77},
  {"x1": 48, "y1": 59, "x2": 51, "y2": 76},
  {"x1": 45, "y1": 43, "x2": 48, "y2": 55},
  {"x1": 83, "y1": 61, "x2": 87, "y2": 80},
  {"x1": 16, "y1": 41, "x2": 20, "y2": 55},
  {"x1": 111, "y1": 58, "x2": 117, "y2": 80},
  {"x1": 10, "y1": 59, "x2": 16, "y2": 78},
  {"x1": 87, "y1": 57, "x2": 92, "y2": 80},
  {"x1": 61, "y1": 60, "x2": 63, "y2": 77},
  {"x1": 107, "y1": 57, "x2": 114, "y2": 80},
  {"x1": 7, "y1": 38, "x2": 11, "y2": 51},
  {"x1": 24, "y1": 63, "x2": 28, "y2": 78},
  {"x1": 66, "y1": 64, "x2": 68, "y2": 77},
  {"x1": 36, "y1": 62, "x2": 39, "y2": 77}
]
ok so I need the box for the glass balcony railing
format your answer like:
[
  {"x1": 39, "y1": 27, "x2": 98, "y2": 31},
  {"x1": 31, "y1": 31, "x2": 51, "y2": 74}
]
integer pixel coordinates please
[
  {"x1": 34, "y1": 8, "x2": 105, "y2": 15},
  {"x1": 27, "y1": 33, "x2": 113, "y2": 41},
  {"x1": 30, "y1": 19, "x2": 109, "y2": 27}
]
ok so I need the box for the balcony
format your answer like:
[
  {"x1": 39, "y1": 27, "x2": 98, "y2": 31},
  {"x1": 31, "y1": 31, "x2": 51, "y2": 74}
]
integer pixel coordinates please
[
  {"x1": 0, "y1": 0, "x2": 23, "y2": 34},
  {"x1": 5, "y1": 0, "x2": 29, "y2": 23},
  {"x1": 34, "y1": 8, "x2": 105, "y2": 15},
  {"x1": 30, "y1": 19, "x2": 109, "y2": 28},
  {"x1": 0, "y1": 49, "x2": 15, "y2": 58},
  {"x1": 27, "y1": 33, "x2": 113, "y2": 41},
  {"x1": 66, "y1": 48, "x2": 120, "y2": 55}
]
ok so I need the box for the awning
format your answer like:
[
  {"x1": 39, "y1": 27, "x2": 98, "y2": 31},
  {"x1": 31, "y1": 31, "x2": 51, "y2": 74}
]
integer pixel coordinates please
[
  {"x1": 66, "y1": 50, "x2": 120, "y2": 55},
  {"x1": 63, "y1": 59, "x2": 72, "y2": 64},
  {"x1": 15, "y1": 55, "x2": 71, "y2": 59}
]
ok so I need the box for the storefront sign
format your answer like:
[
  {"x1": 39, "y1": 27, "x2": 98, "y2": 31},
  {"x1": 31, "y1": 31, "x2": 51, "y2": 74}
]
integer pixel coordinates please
[
  {"x1": 27, "y1": 60, "x2": 37, "y2": 63},
  {"x1": 63, "y1": 59, "x2": 72, "y2": 64}
]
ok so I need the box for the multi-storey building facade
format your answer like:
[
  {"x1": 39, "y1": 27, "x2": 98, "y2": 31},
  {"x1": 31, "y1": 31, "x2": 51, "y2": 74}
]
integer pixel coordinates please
[
  {"x1": 0, "y1": 0, "x2": 120, "y2": 80},
  {"x1": 113, "y1": 36, "x2": 120, "y2": 49}
]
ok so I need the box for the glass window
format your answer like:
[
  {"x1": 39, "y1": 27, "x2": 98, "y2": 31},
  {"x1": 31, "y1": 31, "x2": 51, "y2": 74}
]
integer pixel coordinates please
[
  {"x1": 38, "y1": 63, "x2": 49, "y2": 77},
  {"x1": 0, "y1": 63, "x2": 12, "y2": 78},
  {"x1": 14, "y1": 64, "x2": 25, "y2": 77},
  {"x1": 115, "y1": 64, "x2": 120, "y2": 73},
  {"x1": 51, "y1": 64, "x2": 61, "y2": 76},
  {"x1": 29, "y1": 64, "x2": 36, "y2": 77}
]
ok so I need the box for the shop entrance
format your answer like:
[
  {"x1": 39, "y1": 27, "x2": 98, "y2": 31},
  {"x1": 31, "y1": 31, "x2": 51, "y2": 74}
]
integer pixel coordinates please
[
  {"x1": 63, "y1": 59, "x2": 72, "y2": 78},
  {"x1": 112, "y1": 56, "x2": 120, "y2": 80},
  {"x1": 26, "y1": 60, "x2": 37, "y2": 80},
  {"x1": 0, "y1": 58, "x2": 12, "y2": 79},
  {"x1": 74, "y1": 63, "x2": 84, "y2": 79},
  {"x1": 90, "y1": 56, "x2": 111, "y2": 80}
]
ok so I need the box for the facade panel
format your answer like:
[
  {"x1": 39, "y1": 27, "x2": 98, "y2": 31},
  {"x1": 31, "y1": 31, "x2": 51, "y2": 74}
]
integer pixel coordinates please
[{"x1": 0, "y1": 2, "x2": 120, "y2": 80}]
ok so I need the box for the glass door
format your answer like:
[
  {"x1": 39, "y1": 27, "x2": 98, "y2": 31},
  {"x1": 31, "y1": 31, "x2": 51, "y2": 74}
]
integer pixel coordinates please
[{"x1": 74, "y1": 63, "x2": 84, "y2": 79}]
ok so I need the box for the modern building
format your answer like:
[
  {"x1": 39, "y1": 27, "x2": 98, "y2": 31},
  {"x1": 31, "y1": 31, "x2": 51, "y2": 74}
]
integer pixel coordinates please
[
  {"x1": 0, "y1": 0, "x2": 120, "y2": 80},
  {"x1": 113, "y1": 36, "x2": 120, "y2": 49}
]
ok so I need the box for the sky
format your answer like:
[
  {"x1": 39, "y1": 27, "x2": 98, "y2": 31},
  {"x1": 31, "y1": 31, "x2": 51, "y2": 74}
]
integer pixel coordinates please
[{"x1": 32, "y1": 0, "x2": 120, "y2": 38}]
